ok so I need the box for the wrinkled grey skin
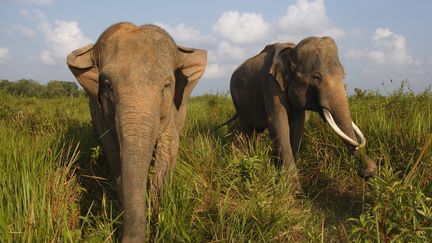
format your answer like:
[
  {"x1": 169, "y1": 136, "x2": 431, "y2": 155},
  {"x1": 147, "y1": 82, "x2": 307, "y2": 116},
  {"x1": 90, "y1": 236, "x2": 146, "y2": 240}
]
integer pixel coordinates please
[
  {"x1": 67, "y1": 22, "x2": 206, "y2": 242},
  {"x1": 228, "y1": 37, "x2": 377, "y2": 189}
]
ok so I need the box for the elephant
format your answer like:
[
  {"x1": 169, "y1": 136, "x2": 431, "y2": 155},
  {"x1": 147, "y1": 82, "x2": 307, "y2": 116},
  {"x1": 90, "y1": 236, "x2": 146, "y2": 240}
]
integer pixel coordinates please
[
  {"x1": 219, "y1": 37, "x2": 377, "y2": 190},
  {"x1": 66, "y1": 22, "x2": 207, "y2": 242}
]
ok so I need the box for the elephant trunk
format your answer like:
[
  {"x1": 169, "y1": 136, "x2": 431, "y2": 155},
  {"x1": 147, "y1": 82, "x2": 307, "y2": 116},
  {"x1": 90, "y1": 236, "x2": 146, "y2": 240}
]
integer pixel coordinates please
[
  {"x1": 323, "y1": 109, "x2": 365, "y2": 149},
  {"x1": 116, "y1": 87, "x2": 161, "y2": 242},
  {"x1": 322, "y1": 82, "x2": 377, "y2": 178}
]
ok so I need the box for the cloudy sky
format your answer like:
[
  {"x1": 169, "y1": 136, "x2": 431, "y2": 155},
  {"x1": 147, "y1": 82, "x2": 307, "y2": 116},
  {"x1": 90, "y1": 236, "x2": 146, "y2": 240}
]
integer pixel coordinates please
[{"x1": 0, "y1": 0, "x2": 431, "y2": 94}]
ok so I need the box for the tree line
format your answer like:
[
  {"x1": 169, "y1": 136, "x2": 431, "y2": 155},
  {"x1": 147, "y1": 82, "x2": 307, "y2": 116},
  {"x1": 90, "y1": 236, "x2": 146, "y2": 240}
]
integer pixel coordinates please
[{"x1": 0, "y1": 79, "x2": 85, "y2": 98}]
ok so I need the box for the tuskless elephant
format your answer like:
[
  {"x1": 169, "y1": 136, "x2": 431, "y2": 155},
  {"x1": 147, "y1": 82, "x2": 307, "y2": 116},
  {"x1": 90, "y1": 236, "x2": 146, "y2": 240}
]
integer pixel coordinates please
[
  {"x1": 220, "y1": 37, "x2": 377, "y2": 190},
  {"x1": 67, "y1": 22, "x2": 207, "y2": 242}
]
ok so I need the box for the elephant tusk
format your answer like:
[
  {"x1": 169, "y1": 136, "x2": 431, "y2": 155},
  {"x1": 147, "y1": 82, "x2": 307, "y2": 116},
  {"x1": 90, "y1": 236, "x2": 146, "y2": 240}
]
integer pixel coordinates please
[
  {"x1": 352, "y1": 121, "x2": 366, "y2": 149},
  {"x1": 323, "y1": 109, "x2": 361, "y2": 148}
]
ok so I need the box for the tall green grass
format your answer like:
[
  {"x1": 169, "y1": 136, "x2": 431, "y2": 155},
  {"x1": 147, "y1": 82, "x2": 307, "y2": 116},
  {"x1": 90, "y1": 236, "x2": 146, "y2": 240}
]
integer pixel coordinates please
[
  {"x1": 0, "y1": 92, "x2": 118, "y2": 242},
  {"x1": 0, "y1": 83, "x2": 431, "y2": 242}
]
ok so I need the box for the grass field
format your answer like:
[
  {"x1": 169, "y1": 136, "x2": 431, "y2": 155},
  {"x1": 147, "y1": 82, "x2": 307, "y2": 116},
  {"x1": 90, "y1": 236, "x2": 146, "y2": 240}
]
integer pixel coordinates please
[{"x1": 0, "y1": 83, "x2": 431, "y2": 242}]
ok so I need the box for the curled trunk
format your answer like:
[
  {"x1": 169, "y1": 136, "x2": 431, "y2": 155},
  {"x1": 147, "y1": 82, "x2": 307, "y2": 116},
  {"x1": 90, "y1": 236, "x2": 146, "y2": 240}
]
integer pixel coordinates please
[{"x1": 322, "y1": 83, "x2": 377, "y2": 178}]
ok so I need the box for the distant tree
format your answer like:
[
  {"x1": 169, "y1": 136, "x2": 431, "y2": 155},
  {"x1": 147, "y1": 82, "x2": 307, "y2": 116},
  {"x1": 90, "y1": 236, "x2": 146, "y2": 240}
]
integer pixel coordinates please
[
  {"x1": 45, "y1": 80, "x2": 81, "y2": 97},
  {"x1": 0, "y1": 79, "x2": 11, "y2": 89},
  {"x1": 44, "y1": 80, "x2": 64, "y2": 97},
  {"x1": 353, "y1": 87, "x2": 381, "y2": 99},
  {"x1": 59, "y1": 81, "x2": 81, "y2": 97},
  {"x1": 1, "y1": 79, "x2": 83, "y2": 97},
  {"x1": 6, "y1": 79, "x2": 44, "y2": 97},
  {"x1": 353, "y1": 88, "x2": 366, "y2": 98}
]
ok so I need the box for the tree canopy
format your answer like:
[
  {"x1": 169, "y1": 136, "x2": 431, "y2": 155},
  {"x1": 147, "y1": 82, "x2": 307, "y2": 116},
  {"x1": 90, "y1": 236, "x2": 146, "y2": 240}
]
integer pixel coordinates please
[{"x1": 0, "y1": 79, "x2": 84, "y2": 98}]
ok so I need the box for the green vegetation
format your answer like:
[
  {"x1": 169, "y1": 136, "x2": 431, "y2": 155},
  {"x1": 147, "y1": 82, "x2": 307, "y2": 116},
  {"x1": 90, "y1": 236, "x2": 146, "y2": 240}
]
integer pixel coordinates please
[
  {"x1": 0, "y1": 82, "x2": 431, "y2": 242},
  {"x1": 0, "y1": 79, "x2": 84, "y2": 98}
]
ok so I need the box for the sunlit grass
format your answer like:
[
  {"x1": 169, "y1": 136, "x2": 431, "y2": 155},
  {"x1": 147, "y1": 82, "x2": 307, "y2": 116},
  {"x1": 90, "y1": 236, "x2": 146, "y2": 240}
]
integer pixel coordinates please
[{"x1": 0, "y1": 82, "x2": 430, "y2": 242}]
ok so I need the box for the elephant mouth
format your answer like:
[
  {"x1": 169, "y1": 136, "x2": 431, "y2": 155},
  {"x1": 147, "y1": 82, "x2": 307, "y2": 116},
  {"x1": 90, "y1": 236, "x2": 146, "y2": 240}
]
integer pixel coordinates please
[
  {"x1": 321, "y1": 107, "x2": 366, "y2": 150},
  {"x1": 317, "y1": 108, "x2": 326, "y2": 120}
]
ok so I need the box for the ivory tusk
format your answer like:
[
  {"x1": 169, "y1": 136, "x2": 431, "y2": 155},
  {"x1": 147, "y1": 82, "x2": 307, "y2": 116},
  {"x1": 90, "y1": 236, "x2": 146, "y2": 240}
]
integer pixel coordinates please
[
  {"x1": 352, "y1": 121, "x2": 366, "y2": 149},
  {"x1": 323, "y1": 109, "x2": 361, "y2": 148}
]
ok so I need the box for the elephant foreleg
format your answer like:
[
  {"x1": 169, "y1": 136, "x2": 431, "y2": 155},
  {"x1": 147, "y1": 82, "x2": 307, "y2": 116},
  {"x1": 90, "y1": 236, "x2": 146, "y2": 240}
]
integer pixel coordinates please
[
  {"x1": 88, "y1": 97, "x2": 121, "y2": 183},
  {"x1": 289, "y1": 109, "x2": 305, "y2": 159},
  {"x1": 265, "y1": 98, "x2": 295, "y2": 167},
  {"x1": 267, "y1": 108, "x2": 296, "y2": 172},
  {"x1": 265, "y1": 95, "x2": 301, "y2": 192},
  {"x1": 150, "y1": 122, "x2": 179, "y2": 217}
]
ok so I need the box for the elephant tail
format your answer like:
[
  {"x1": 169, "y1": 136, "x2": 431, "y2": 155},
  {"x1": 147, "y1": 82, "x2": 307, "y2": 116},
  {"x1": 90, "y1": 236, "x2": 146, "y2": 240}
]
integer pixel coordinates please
[{"x1": 212, "y1": 114, "x2": 238, "y2": 132}]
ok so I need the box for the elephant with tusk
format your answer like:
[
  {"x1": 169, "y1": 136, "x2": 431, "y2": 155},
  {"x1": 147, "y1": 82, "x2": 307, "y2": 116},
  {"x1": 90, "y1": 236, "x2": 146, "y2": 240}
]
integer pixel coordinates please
[
  {"x1": 67, "y1": 22, "x2": 207, "y2": 242},
  {"x1": 322, "y1": 108, "x2": 366, "y2": 148},
  {"x1": 217, "y1": 37, "x2": 377, "y2": 190}
]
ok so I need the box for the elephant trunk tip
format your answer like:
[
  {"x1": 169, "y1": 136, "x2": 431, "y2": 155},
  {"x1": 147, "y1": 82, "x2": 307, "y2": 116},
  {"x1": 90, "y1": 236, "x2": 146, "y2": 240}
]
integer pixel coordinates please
[
  {"x1": 357, "y1": 158, "x2": 378, "y2": 179},
  {"x1": 355, "y1": 149, "x2": 378, "y2": 179}
]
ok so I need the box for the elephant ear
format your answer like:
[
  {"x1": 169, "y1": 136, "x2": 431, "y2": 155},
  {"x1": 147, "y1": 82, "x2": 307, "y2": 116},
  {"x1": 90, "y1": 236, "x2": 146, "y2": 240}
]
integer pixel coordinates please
[
  {"x1": 269, "y1": 43, "x2": 295, "y2": 91},
  {"x1": 174, "y1": 46, "x2": 207, "y2": 130},
  {"x1": 66, "y1": 44, "x2": 99, "y2": 97}
]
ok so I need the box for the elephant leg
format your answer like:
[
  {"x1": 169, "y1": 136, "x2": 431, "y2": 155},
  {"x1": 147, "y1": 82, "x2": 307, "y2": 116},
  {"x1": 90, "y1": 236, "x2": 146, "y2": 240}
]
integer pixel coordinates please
[
  {"x1": 238, "y1": 116, "x2": 255, "y2": 137},
  {"x1": 266, "y1": 109, "x2": 295, "y2": 171},
  {"x1": 265, "y1": 96, "x2": 301, "y2": 191},
  {"x1": 89, "y1": 97, "x2": 121, "y2": 183},
  {"x1": 289, "y1": 109, "x2": 305, "y2": 159},
  {"x1": 150, "y1": 122, "x2": 179, "y2": 218},
  {"x1": 148, "y1": 123, "x2": 178, "y2": 241},
  {"x1": 237, "y1": 116, "x2": 265, "y2": 142}
]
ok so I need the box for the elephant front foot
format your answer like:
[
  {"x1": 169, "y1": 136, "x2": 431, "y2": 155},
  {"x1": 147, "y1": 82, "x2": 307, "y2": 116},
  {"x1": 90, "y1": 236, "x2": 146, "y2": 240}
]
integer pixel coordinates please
[
  {"x1": 283, "y1": 165, "x2": 303, "y2": 194},
  {"x1": 290, "y1": 174, "x2": 304, "y2": 195},
  {"x1": 122, "y1": 233, "x2": 146, "y2": 243}
]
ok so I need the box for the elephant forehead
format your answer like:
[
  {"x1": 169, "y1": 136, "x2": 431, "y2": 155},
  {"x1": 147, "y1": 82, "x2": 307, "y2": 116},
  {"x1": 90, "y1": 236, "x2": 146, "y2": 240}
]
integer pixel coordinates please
[
  {"x1": 96, "y1": 24, "x2": 178, "y2": 68},
  {"x1": 98, "y1": 38, "x2": 177, "y2": 74},
  {"x1": 296, "y1": 48, "x2": 343, "y2": 74}
]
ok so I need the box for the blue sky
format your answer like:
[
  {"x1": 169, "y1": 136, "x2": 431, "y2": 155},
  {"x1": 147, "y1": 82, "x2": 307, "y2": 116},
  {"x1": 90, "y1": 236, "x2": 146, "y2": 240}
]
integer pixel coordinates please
[{"x1": 0, "y1": 0, "x2": 431, "y2": 95}]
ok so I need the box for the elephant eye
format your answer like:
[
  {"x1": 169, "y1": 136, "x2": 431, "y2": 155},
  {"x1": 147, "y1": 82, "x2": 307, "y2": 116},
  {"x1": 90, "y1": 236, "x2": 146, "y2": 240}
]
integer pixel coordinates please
[
  {"x1": 103, "y1": 79, "x2": 113, "y2": 91},
  {"x1": 312, "y1": 73, "x2": 322, "y2": 81}
]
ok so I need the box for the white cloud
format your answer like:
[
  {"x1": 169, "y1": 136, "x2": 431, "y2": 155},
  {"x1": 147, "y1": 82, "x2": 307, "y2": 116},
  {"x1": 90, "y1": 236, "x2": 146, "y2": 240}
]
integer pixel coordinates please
[
  {"x1": 14, "y1": 0, "x2": 54, "y2": 5},
  {"x1": 0, "y1": 48, "x2": 10, "y2": 64},
  {"x1": 213, "y1": 11, "x2": 270, "y2": 44},
  {"x1": 208, "y1": 41, "x2": 245, "y2": 62},
  {"x1": 345, "y1": 49, "x2": 363, "y2": 59},
  {"x1": 38, "y1": 19, "x2": 92, "y2": 65},
  {"x1": 346, "y1": 28, "x2": 420, "y2": 66},
  {"x1": 39, "y1": 50, "x2": 55, "y2": 65},
  {"x1": 12, "y1": 25, "x2": 36, "y2": 38},
  {"x1": 203, "y1": 63, "x2": 228, "y2": 79},
  {"x1": 276, "y1": 0, "x2": 344, "y2": 41},
  {"x1": 156, "y1": 22, "x2": 214, "y2": 44},
  {"x1": 370, "y1": 28, "x2": 417, "y2": 65},
  {"x1": 20, "y1": 9, "x2": 46, "y2": 20},
  {"x1": 205, "y1": 0, "x2": 345, "y2": 82}
]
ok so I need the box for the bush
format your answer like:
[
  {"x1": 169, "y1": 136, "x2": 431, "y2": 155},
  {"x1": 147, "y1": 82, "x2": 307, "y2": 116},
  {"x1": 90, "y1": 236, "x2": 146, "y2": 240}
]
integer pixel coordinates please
[{"x1": 349, "y1": 163, "x2": 432, "y2": 242}]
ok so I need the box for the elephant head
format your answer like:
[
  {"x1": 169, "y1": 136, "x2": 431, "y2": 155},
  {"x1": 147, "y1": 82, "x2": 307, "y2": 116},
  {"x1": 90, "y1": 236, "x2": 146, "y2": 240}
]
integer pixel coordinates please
[
  {"x1": 67, "y1": 22, "x2": 206, "y2": 242},
  {"x1": 270, "y1": 36, "x2": 377, "y2": 178}
]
